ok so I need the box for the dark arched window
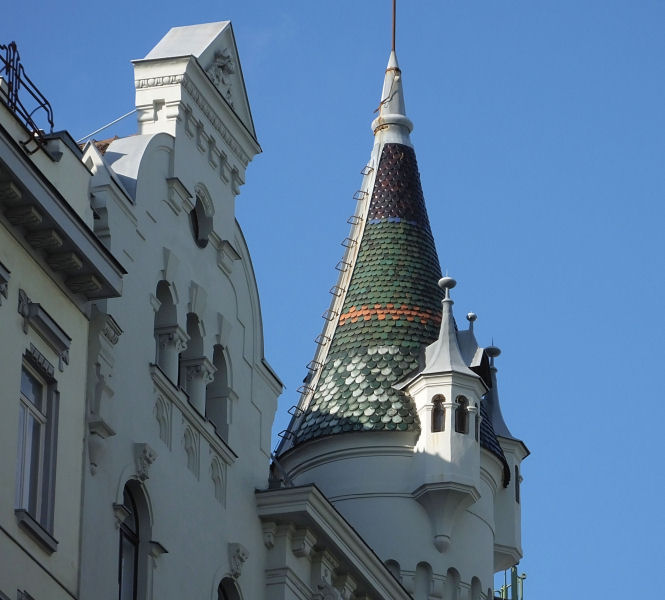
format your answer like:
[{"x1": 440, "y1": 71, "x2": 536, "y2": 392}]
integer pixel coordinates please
[
  {"x1": 218, "y1": 577, "x2": 241, "y2": 600},
  {"x1": 474, "y1": 402, "x2": 480, "y2": 441},
  {"x1": 515, "y1": 465, "x2": 521, "y2": 503},
  {"x1": 455, "y1": 396, "x2": 469, "y2": 434},
  {"x1": 118, "y1": 481, "x2": 151, "y2": 600},
  {"x1": 119, "y1": 485, "x2": 139, "y2": 600},
  {"x1": 431, "y1": 395, "x2": 445, "y2": 432}
]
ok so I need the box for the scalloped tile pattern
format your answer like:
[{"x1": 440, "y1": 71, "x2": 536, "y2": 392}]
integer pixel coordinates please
[{"x1": 293, "y1": 143, "x2": 442, "y2": 445}]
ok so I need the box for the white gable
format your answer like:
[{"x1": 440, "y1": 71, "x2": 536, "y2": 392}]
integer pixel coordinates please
[{"x1": 142, "y1": 22, "x2": 256, "y2": 139}]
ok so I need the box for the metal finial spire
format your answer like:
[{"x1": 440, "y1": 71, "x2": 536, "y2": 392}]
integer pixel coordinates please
[{"x1": 392, "y1": 0, "x2": 396, "y2": 52}]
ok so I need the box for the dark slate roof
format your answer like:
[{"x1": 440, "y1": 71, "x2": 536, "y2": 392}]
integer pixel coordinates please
[
  {"x1": 291, "y1": 143, "x2": 443, "y2": 445},
  {"x1": 479, "y1": 398, "x2": 511, "y2": 486}
]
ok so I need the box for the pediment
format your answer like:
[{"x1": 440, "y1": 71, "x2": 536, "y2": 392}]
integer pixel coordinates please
[{"x1": 143, "y1": 22, "x2": 256, "y2": 139}]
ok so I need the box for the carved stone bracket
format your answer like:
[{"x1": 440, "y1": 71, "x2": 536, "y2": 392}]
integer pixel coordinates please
[
  {"x1": 291, "y1": 528, "x2": 317, "y2": 559},
  {"x1": 313, "y1": 580, "x2": 343, "y2": 600},
  {"x1": 228, "y1": 542, "x2": 248, "y2": 579},
  {"x1": 134, "y1": 443, "x2": 158, "y2": 481},
  {"x1": 262, "y1": 521, "x2": 277, "y2": 549}
]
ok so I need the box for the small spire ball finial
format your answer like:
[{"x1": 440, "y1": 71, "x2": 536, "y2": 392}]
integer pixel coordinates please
[
  {"x1": 486, "y1": 345, "x2": 501, "y2": 359},
  {"x1": 466, "y1": 312, "x2": 477, "y2": 323},
  {"x1": 438, "y1": 276, "x2": 456, "y2": 290}
]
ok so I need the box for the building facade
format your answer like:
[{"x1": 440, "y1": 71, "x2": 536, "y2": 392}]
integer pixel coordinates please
[
  {"x1": 0, "y1": 20, "x2": 527, "y2": 600},
  {"x1": 0, "y1": 42, "x2": 123, "y2": 600}
]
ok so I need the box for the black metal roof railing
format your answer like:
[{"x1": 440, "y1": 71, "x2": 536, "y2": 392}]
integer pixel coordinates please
[{"x1": 1, "y1": 41, "x2": 54, "y2": 154}]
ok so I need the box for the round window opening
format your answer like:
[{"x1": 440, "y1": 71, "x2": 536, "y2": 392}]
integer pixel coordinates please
[{"x1": 190, "y1": 190, "x2": 213, "y2": 248}]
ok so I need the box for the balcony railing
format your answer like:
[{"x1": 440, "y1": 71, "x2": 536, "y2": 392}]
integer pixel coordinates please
[{"x1": 0, "y1": 41, "x2": 54, "y2": 154}]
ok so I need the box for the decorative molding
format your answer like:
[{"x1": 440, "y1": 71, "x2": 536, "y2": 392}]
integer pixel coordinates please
[
  {"x1": 155, "y1": 394, "x2": 172, "y2": 448},
  {"x1": 18, "y1": 289, "x2": 71, "y2": 371},
  {"x1": 228, "y1": 542, "x2": 249, "y2": 579},
  {"x1": 217, "y1": 238, "x2": 241, "y2": 276},
  {"x1": 180, "y1": 75, "x2": 250, "y2": 166},
  {"x1": 134, "y1": 443, "x2": 157, "y2": 481},
  {"x1": 150, "y1": 365, "x2": 237, "y2": 466},
  {"x1": 205, "y1": 49, "x2": 235, "y2": 106},
  {"x1": 165, "y1": 177, "x2": 192, "y2": 216},
  {"x1": 210, "y1": 455, "x2": 226, "y2": 505},
  {"x1": 25, "y1": 228, "x2": 63, "y2": 250},
  {"x1": 135, "y1": 74, "x2": 184, "y2": 89},
  {"x1": 183, "y1": 424, "x2": 200, "y2": 477},
  {"x1": 26, "y1": 343, "x2": 55, "y2": 379}
]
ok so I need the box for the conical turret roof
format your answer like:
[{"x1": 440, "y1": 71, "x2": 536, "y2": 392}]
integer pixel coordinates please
[{"x1": 278, "y1": 52, "x2": 443, "y2": 452}]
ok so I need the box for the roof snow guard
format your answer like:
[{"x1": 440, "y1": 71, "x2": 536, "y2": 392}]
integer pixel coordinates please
[{"x1": 289, "y1": 143, "x2": 443, "y2": 446}]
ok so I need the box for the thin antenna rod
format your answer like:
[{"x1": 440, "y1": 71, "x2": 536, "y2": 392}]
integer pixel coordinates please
[{"x1": 392, "y1": 0, "x2": 397, "y2": 51}]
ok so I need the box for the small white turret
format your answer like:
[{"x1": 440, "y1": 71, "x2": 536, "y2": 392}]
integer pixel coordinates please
[{"x1": 396, "y1": 277, "x2": 488, "y2": 553}]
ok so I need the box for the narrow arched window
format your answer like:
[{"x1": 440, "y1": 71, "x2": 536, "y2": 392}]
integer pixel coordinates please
[
  {"x1": 474, "y1": 402, "x2": 480, "y2": 441},
  {"x1": 415, "y1": 562, "x2": 432, "y2": 600},
  {"x1": 455, "y1": 396, "x2": 469, "y2": 434},
  {"x1": 118, "y1": 481, "x2": 151, "y2": 600},
  {"x1": 206, "y1": 345, "x2": 230, "y2": 441},
  {"x1": 515, "y1": 465, "x2": 521, "y2": 503},
  {"x1": 218, "y1": 577, "x2": 241, "y2": 600},
  {"x1": 385, "y1": 559, "x2": 401, "y2": 580},
  {"x1": 431, "y1": 395, "x2": 445, "y2": 432},
  {"x1": 119, "y1": 486, "x2": 139, "y2": 600}
]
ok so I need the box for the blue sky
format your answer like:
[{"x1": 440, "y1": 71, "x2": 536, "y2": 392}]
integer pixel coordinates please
[{"x1": 4, "y1": 1, "x2": 665, "y2": 597}]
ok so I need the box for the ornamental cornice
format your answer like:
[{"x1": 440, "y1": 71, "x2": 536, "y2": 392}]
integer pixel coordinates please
[
  {"x1": 135, "y1": 74, "x2": 184, "y2": 89},
  {"x1": 179, "y1": 74, "x2": 251, "y2": 167}
]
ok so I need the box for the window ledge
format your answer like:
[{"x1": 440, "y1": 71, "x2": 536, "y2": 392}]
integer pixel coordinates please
[{"x1": 15, "y1": 508, "x2": 58, "y2": 553}]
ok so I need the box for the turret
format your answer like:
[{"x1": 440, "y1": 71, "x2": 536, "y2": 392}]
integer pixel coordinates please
[
  {"x1": 275, "y1": 22, "x2": 527, "y2": 598},
  {"x1": 395, "y1": 277, "x2": 486, "y2": 553}
]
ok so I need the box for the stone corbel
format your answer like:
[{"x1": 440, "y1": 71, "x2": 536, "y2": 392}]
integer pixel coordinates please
[
  {"x1": 333, "y1": 573, "x2": 357, "y2": 600},
  {"x1": 228, "y1": 542, "x2": 249, "y2": 579},
  {"x1": 231, "y1": 166, "x2": 244, "y2": 195},
  {"x1": 262, "y1": 521, "x2": 277, "y2": 549},
  {"x1": 149, "y1": 540, "x2": 168, "y2": 568},
  {"x1": 291, "y1": 528, "x2": 317, "y2": 559},
  {"x1": 134, "y1": 443, "x2": 158, "y2": 481},
  {"x1": 313, "y1": 580, "x2": 343, "y2": 600},
  {"x1": 412, "y1": 482, "x2": 479, "y2": 553},
  {"x1": 217, "y1": 240, "x2": 241, "y2": 276},
  {"x1": 310, "y1": 549, "x2": 339, "y2": 586}
]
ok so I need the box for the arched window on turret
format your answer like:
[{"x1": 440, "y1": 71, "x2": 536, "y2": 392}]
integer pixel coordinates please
[
  {"x1": 515, "y1": 465, "x2": 521, "y2": 503},
  {"x1": 385, "y1": 559, "x2": 401, "y2": 581},
  {"x1": 154, "y1": 280, "x2": 178, "y2": 380},
  {"x1": 431, "y1": 395, "x2": 445, "y2": 432},
  {"x1": 474, "y1": 402, "x2": 480, "y2": 441},
  {"x1": 455, "y1": 396, "x2": 469, "y2": 434},
  {"x1": 471, "y1": 577, "x2": 482, "y2": 600},
  {"x1": 415, "y1": 562, "x2": 432, "y2": 600},
  {"x1": 446, "y1": 568, "x2": 460, "y2": 600},
  {"x1": 189, "y1": 186, "x2": 213, "y2": 249}
]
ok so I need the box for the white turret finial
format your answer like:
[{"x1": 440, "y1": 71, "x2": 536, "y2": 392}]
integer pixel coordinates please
[
  {"x1": 485, "y1": 344, "x2": 501, "y2": 367},
  {"x1": 421, "y1": 277, "x2": 477, "y2": 377},
  {"x1": 371, "y1": 7, "x2": 413, "y2": 147},
  {"x1": 466, "y1": 312, "x2": 477, "y2": 331},
  {"x1": 438, "y1": 276, "x2": 456, "y2": 301}
]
